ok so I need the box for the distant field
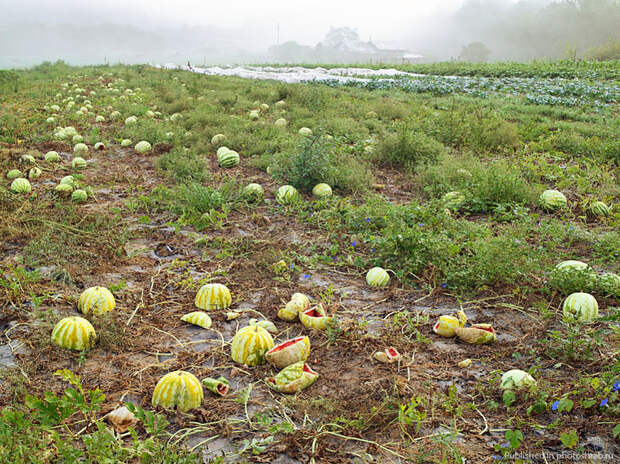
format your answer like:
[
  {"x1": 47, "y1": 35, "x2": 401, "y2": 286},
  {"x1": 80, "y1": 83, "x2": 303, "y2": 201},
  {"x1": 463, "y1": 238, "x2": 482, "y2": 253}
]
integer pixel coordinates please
[
  {"x1": 268, "y1": 59, "x2": 620, "y2": 80},
  {"x1": 0, "y1": 61, "x2": 618, "y2": 463}
]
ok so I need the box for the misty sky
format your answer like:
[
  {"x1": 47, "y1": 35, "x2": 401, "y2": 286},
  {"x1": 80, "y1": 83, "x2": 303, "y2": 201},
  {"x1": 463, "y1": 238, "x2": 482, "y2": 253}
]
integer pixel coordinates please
[{"x1": 2, "y1": 0, "x2": 504, "y2": 47}]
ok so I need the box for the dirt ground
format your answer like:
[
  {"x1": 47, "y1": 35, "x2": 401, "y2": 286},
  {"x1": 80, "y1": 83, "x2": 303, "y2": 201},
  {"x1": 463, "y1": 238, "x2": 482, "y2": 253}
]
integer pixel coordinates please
[{"x1": 1, "y1": 127, "x2": 618, "y2": 463}]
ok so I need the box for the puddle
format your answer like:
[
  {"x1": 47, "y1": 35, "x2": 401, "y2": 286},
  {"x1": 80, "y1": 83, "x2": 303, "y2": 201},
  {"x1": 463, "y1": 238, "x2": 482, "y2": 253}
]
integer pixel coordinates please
[{"x1": 0, "y1": 343, "x2": 16, "y2": 368}]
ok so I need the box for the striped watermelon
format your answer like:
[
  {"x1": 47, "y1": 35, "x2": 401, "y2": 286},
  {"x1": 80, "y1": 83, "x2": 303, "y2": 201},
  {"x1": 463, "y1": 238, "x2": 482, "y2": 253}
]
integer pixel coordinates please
[
  {"x1": 366, "y1": 267, "x2": 390, "y2": 288},
  {"x1": 539, "y1": 189, "x2": 567, "y2": 211},
  {"x1": 78, "y1": 287, "x2": 116, "y2": 315},
  {"x1": 218, "y1": 150, "x2": 239, "y2": 168},
  {"x1": 312, "y1": 183, "x2": 332, "y2": 198},
  {"x1": 266, "y1": 361, "x2": 318, "y2": 394},
  {"x1": 7, "y1": 169, "x2": 22, "y2": 180},
  {"x1": 243, "y1": 183, "x2": 264, "y2": 202},
  {"x1": 211, "y1": 134, "x2": 226, "y2": 146},
  {"x1": 195, "y1": 283, "x2": 232, "y2": 310},
  {"x1": 588, "y1": 201, "x2": 610, "y2": 218},
  {"x1": 299, "y1": 304, "x2": 332, "y2": 330},
  {"x1": 151, "y1": 371, "x2": 203, "y2": 412},
  {"x1": 72, "y1": 157, "x2": 86, "y2": 169},
  {"x1": 10, "y1": 178, "x2": 31, "y2": 194},
  {"x1": 230, "y1": 325, "x2": 274, "y2": 366},
  {"x1": 181, "y1": 311, "x2": 212, "y2": 329},
  {"x1": 562, "y1": 292, "x2": 598, "y2": 323},
  {"x1": 265, "y1": 336, "x2": 310, "y2": 369},
  {"x1": 275, "y1": 185, "x2": 300, "y2": 205},
  {"x1": 51, "y1": 316, "x2": 96, "y2": 351}
]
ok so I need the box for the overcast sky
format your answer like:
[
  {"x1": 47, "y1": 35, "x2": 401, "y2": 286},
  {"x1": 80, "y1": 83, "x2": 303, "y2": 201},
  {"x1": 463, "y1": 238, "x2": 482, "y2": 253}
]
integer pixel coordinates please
[{"x1": 2, "y1": 0, "x2": 480, "y2": 45}]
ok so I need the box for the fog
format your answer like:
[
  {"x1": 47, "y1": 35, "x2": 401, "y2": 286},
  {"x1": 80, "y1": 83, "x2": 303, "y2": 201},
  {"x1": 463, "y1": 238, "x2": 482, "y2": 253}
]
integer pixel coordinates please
[{"x1": 1, "y1": 0, "x2": 618, "y2": 67}]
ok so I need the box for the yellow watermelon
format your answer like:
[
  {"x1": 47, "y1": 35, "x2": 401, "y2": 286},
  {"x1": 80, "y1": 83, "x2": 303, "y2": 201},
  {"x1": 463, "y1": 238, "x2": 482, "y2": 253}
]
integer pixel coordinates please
[
  {"x1": 230, "y1": 325, "x2": 274, "y2": 366},
  {"x1": 151, "y1": 371, "x2": 203, "y2": 412}
]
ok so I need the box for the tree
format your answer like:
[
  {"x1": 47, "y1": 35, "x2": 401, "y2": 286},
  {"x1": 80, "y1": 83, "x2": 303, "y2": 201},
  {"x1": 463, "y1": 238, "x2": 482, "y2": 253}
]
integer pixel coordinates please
[{"x1": 459, "y1": 41, "x2": 492, "y2": 62}]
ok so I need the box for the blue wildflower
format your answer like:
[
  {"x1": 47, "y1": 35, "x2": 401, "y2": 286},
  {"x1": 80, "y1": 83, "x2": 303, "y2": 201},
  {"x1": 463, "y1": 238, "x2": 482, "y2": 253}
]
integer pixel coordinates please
[
  {"x1": 613, "y1": 381, "x2": 620, "y2": 392},
  {"x1": 600, "y1": 398, "x2": 609, "y2": 407},
  {"x1": 371, "y1": 248, "x2": 376, "y2": 253},
  {"x1": 552, "y1": 400, "x2": 559, "y2": 411},
  {"x1": 290, "y1": 264, "x2": 294, "y2": 270},
  {"x1": 352, "y1": 241, "x2": 357, "y2": 247},
  {"x1": 303, "y1": 274, "x2": 310, "y2": 279},
  {"x1": 492, "y1": 456, "x2": 502, "y2": 461},
  {"x1": 500, "y1": 443, "x2": 509, "y2": 448},
  {"x1": 417, "y1": 222, "x2": 424, "y2": 227},
  {"x1": 365, "y1": 217, "x2": 371, "y2": 223},
  {"x1": 441, "y1": 283, "x2": 447, "y2": 289}
]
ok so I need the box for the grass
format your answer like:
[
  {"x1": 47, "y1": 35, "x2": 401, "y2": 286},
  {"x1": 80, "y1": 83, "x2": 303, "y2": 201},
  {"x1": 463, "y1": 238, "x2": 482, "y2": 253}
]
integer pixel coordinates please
[{"x1": 0, "y1": 60, "x2": 618, "y2": 463}]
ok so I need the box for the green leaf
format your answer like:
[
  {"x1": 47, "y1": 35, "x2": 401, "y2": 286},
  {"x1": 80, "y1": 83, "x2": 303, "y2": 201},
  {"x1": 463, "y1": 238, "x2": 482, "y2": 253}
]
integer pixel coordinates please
[
  {"x1": 505, "y1": 429, "x2": 523, "y2": 449},
  {"x1": 560, "y1": 429, "x2": 578, "y2": 449},
  {"x1": 503, "y1": 390, "x2": 516, "y2": 407},
  {"x1": 558, "y1": 397, "x2": 573, "y2": 413}
]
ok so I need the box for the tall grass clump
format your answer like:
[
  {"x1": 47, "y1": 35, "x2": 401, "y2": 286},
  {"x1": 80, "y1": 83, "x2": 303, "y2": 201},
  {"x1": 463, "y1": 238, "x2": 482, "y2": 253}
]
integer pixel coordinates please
[
  {"x1": 373, "y1": 123, "x2": 446, "y2": 172},
  {"x1": 419, "y1": 154, "x2": 537, "y2": 211},
  {"x1": 157, "y1": 146, "x2": 208, "y2": 183},
  {"x1": 271, "y1": 133, "x2": 373, "y2": 193}
]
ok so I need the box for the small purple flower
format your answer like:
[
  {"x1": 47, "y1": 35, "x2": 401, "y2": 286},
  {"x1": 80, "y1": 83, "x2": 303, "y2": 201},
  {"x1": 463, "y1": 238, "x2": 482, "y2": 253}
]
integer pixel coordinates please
[
  {"x1": 371, "y1": 247, "x2": 376, "y2": 253},
  {"x1": 289, "y1": 264, "x2": 294, "y2": 270},
  {"x1": 365, "y1": 217, "x2": 371, "y2": 223},
  {"x1": 500, "y1": 442, "x2": 509, "y2": 448},
  {"x1": 352, "y1": 241, "x2": 357, "y2": 247},
  {"x1": 552, "y1": 400, "x2": 559, "y2": 411},
  {"x1": 613, "y1": 381, "x2": 620, "y2": 392},
  {"x1": 303, "y1": 274, "x2": 310, "y2": 279},
  {"x1": 492, "y1": 455, "x2": 502, "y2": 461},
  {"x1": 441, "y1": 282, "x2": 447, "y2": 289},
  {"x1": 417, "y1": 222, "x2": 424, "y2": 227},
  {"x1": 600, "y1": 398, "x2": 609, "y2": 407},
  {"x1": 309, "y1": 212, "x2": 314, "y2": 217}
]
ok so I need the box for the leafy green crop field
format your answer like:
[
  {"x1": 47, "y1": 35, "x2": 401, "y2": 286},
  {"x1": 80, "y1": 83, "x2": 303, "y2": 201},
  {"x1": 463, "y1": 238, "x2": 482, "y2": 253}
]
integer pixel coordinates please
[{"x1": 0, "y1": 61, "x2": 618, "y2": 463}]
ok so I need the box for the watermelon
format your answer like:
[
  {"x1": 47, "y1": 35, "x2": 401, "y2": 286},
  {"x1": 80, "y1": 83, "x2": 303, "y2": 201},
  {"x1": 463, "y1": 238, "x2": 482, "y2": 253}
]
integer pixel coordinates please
[
  {"x1": 11, "y1": 178, "x2": 31, "y2": 193},
  {"x1": 78, "y1": 286, "x2": 116, "y2": 315},
  {"x1": 218, "y1": 150, "x2": 239, "y2": 168},
  {"x1": 275, "y1": 185, "x2": 300, "y2": 205},
  {"x1": 588, "y1": 201, "x2": 610, "y2": 218},
  {"x1": 230, "y1": 325, "x2": 274, "y2": 366},
  {"x1": 51, "y1": 316, "x2": 96, "y2": 351},
  {"x1": 72, "y1": 157, "x2": 86, "y2": 169},
  {"x1": 500, "y1": 369, "x2": 536, "y2": 390},
  {"x1": 243, "y1": 183, "x2": 264, "y2": 202},
  {"x1": 152, "y1": 371, "x2": 203, "y2": 412},
  {"x1": 539, "y1": 189, "x2": 567, "y2": 211},
  {"x1": 312, "y1": 183, "x2": 332, "y2": 198},
  {"x1": 596, "y1": 272, "x2": 620, "y2": 297},
  {"x1": 195, "y1": 283, "x2": 232, "y2": 310},
  {"x1": 562, "y1": 292, "x2": 598, "y2": 323},
  {"x1": 72, "y1": 189, "x2": 88, "y2": 202},
  {"x1": 549, "y1": 260, "x2": 596, "y2": 293},
  {"x1": 135, "y1": 141, "x2": 152, "y2": 154},
  {"x1": 366, "y1": 267, "x2": 390, "y2": 288},
  {"x1": 7, "y1": 169, "x2": 22, "y2": 180}
]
